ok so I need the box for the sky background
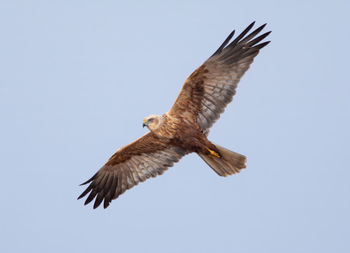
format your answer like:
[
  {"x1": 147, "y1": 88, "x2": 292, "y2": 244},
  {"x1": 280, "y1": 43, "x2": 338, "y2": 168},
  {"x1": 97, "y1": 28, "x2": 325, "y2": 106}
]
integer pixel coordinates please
[{"x1": 1, "y1": 1, "x2": 349, "y2": 252}]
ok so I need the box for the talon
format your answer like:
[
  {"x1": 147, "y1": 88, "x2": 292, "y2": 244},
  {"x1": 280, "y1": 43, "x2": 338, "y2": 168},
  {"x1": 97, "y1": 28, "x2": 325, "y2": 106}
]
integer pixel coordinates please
[{"x1": 207, "y1": 147, "x2": 220, "y2": 158}]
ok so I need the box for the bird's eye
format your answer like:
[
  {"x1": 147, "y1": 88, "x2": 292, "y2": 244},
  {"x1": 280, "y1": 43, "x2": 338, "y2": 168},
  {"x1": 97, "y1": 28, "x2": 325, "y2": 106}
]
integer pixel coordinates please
[{"x1": 149, "y1": 118, "x2": 154, "y2": 122}]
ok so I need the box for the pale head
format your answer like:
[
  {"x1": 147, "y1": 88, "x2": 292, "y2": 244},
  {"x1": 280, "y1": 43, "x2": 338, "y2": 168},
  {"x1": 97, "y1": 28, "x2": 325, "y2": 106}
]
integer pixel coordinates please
[{"x1": 143, "y1": 114, "x2": 163, "y2": 131}]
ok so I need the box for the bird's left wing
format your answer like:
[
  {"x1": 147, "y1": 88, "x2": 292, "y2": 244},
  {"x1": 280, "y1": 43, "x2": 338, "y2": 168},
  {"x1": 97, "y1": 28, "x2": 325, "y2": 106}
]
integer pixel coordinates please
[
  {"x1": 168, "y1": 22, "x2": 270, "y2": 132},
  {"x1": 78, "y1": 132, "x2": 187, "y2": 209}
]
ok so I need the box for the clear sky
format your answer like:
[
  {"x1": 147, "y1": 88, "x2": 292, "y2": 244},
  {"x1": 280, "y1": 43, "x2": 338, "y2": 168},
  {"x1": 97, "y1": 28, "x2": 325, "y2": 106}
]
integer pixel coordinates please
[{"x1": 1, "y1": 1, "x2": 349, "y2": 252}]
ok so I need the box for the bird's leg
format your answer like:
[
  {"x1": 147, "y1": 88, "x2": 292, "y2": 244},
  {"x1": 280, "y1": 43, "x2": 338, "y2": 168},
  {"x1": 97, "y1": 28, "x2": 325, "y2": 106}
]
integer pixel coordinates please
[{"x1": 206, "y1": 147, "x2": 221, "y2": 158}]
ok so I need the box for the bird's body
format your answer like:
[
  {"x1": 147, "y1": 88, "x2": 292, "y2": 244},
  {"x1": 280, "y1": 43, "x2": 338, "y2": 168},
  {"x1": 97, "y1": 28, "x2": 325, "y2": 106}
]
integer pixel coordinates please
[
  {"x1": 78, "y1": 22, "x2": 271, "y2": 208},
  {"x1": 144, "y1": 114, "x2": 217, "y2": 156}
]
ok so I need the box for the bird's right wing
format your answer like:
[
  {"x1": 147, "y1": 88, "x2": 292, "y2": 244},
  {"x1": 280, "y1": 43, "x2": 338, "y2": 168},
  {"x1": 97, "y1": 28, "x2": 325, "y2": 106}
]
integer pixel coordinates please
[
  {"x1": 168, "y1": 22, "x2": 270, "y2": 132},
  {"x1": 78, "y1": 132, "x2": 187, "y2": 209}
]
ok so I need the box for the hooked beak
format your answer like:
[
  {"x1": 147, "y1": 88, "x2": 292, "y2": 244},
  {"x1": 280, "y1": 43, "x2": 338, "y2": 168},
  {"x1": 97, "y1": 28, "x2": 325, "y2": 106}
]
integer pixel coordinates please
[{"x1": 143, "y1": 123, "x2": 147, "y2": 128}]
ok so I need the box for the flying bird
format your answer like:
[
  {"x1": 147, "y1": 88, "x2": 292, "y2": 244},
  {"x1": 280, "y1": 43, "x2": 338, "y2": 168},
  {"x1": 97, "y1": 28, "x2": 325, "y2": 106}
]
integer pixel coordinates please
[{"x1": 78, "y1": 22, "x2": 271, "y2": 208}]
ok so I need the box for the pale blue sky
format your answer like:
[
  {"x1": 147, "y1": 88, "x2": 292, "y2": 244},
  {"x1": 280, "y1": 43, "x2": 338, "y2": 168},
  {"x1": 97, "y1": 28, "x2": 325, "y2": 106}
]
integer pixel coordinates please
[{"x1": 1, "y1": 1, "x2": 349, "y2": 252}]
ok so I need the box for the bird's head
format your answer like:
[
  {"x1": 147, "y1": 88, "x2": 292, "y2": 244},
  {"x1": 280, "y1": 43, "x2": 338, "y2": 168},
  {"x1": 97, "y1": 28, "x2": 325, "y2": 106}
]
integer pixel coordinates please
[{"x1": 143, "y1": 114, "x2": 163, "y2": 132}]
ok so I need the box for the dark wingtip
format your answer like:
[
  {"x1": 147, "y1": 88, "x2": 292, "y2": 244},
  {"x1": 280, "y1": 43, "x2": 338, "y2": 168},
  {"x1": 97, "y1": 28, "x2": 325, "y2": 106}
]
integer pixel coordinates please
[
  {"x1": 79, "y1": 173, "x2": 97, "y2": 186},
  {"x1": 246, "y1": 21, "x2": 256, "y2": 31},
  {"x1": 246, "y1": 31, "x2": 272, "y2": 47},
  {"x1": 254, "y1": 41, "x2": 271, "y2": 50},
  {"x1": 211, "y1": 21, "x2": 270, "y2": 57},
  {"x1": 265, "y1": 31, "x2": 272, "y2": 36},
  {"x1": 103, "y1": 197, "x2": 111, "y2": 209},
  {"x1": 255, "y1": 23, "x2": 267, "y2": 34},
  {"x1": 212, "y1": 29, "x2": 235, "y2": 56},
  {"x1": 84, "y1": 189, "x2": 97, "y2": 206},
  {"x1": 259, "y1": 31, "x2": 271, "y2": 39},
  {"x1": 228, "y1": 22, "x2": 256, "y2": 47},
  {"x1": 93, "y1": 194, "x2": 104, "y2": 209},
  {"x1": 77, "y1": 183, "x2": 93, "y2": 200},
  {"x1": 227, "y1": 30, "x2": 235, "y2": 41}
]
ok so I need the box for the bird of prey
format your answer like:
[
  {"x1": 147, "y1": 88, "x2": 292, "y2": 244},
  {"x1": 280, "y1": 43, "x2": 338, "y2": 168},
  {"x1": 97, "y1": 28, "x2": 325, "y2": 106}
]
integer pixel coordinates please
[{"x1": 78, "y1": 22, "x2": 270, "y2": 209}]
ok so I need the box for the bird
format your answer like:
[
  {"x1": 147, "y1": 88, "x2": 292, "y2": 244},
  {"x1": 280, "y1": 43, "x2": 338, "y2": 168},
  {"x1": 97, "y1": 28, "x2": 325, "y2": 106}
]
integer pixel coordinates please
[{"x1": 78, "y1": 22, "x2": 271, "y2": 209}]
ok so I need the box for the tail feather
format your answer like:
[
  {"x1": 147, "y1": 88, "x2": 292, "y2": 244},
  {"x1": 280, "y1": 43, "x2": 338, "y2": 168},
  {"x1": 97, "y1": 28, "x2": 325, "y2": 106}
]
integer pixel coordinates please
[{"x1": 198, "y1": 144, "x2": 246, "y2": 177}]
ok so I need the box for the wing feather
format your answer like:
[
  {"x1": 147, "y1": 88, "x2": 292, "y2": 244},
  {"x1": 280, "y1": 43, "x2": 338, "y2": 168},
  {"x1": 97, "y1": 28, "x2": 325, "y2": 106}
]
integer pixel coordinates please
[
  {"x1": 168, "y1": 22, "x2": 270, "y2": 132},
  {"x1": 78, "y1": 132, "x2": 187, "y2": 208}
]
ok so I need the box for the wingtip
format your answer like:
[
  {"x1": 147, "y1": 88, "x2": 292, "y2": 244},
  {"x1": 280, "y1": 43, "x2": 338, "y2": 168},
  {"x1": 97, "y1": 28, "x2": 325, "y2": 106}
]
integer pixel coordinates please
[
  {"x1": 254, "y1": 41, "x2": 271, "y2": 50},
  {"x1": 250, "y1": 22, "x2": 269, "y2": 33},
  {"x1": 259, "y1": 23, "x2": 267, "y2": 30},
  {"x1": 211, "y1": 29, "x2": 236, "y2": 56},
  {"x1": 79, "y1": 172, "x2": 97, "y2": 186},
  {"x1": 229, "y1": 29, "x2": 235, "y2": 38},
  {"x1": 80, "y1": 179, "x2": 92, "y2": 186},
  {"x1": 246, "y1": 21, "x2": 255, "y2": 30},
  {"x1": 84, "y1": 199, "x2": 91, "y2": 206}
]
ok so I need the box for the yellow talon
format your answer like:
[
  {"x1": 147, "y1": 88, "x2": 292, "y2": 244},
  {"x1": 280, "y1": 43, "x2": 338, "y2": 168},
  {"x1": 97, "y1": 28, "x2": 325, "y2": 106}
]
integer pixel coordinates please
[{"x1": 207, "y1": 147, "x2": 220, "y2": 158}]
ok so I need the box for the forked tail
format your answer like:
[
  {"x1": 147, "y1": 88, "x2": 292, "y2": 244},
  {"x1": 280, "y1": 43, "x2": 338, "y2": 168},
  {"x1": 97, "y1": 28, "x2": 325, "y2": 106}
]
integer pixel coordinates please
[{"x1": 198, "y1": 143, "x2": 247, "y2": 176}]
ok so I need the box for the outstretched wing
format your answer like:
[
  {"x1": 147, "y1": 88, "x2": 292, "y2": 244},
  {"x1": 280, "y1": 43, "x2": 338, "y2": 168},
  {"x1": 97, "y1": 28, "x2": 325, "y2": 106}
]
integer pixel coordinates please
[
  {"x1": 78, "y1": 132, "x2": 187, "y2": 209},
  {"x1": 168, "y1": 22, "x2": 270, "y2": 132}
]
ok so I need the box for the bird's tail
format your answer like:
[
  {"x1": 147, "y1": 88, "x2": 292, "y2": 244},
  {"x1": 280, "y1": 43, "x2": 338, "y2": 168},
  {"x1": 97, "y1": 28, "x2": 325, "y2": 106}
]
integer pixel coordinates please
[{"x1": 198, "y1": 143, "x2": 247, "y2": 176}]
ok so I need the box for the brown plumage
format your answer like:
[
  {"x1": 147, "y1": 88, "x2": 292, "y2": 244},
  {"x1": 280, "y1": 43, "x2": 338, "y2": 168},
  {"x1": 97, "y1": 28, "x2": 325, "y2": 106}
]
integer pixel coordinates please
[{"x1": 78, "y1": 22, "x2": 271, "y2": 208}]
